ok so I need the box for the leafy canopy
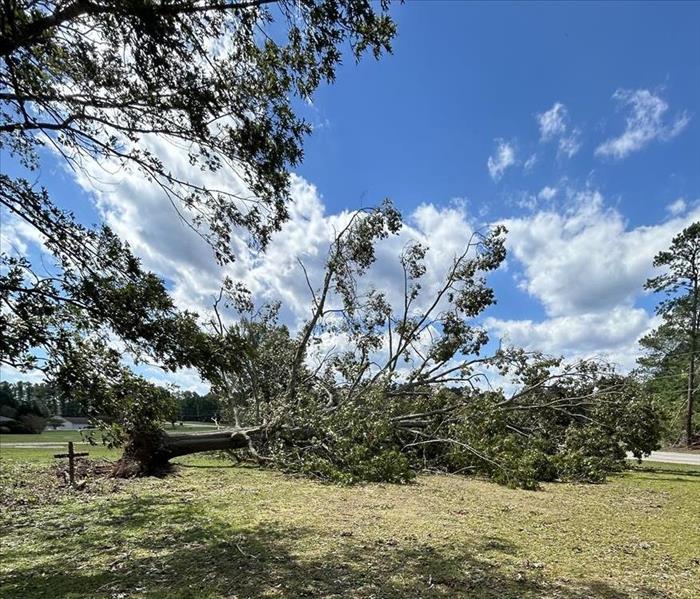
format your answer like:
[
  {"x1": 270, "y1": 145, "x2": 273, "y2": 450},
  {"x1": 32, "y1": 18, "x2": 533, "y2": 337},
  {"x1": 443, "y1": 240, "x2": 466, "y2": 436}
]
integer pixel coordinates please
[
  {"x1": 1, "y1": 0, "x2": 396, "y2": 260},
  {"x1": 1, "y1": 1, "x2": 397, "y2": 383}
]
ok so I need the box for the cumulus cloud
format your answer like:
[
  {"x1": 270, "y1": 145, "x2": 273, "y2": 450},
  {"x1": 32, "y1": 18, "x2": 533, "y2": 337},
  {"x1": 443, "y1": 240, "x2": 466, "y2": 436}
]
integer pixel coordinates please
[
  {"x1": 595, "y1": 89, "x2": 691, "y2": 159},
  {"x1": 537, "y1": 102, "x2": 581, "y2": 158},
  {"x1": 53, "y1": 132, "x2": 489, "y2": 388},
  {"x1": 486, "y1": 308, "x2": 654, "y2": 371},
  {"x1": 489, "y1": 191, "x2": 700, "y2": 369},
  {"x1": 17, "y1": 127, "x2": 699, "y2": 384},
  {"x1": 0, "y1": 211, "x2": 49, "y2": 258},
  {"x1": 0, "y1": 216, "x2": 29, "y2": 257},
  {"x1": 487, "y1": 139, "x2": 516, "y2": 181},
  {"x1": 537, "y1": 186, "x2": 557, "y2": 201},
  {"x1": 666, "y1": 198, "x2": 687, "y2": 217},
  {"x1": 501, "y1": 191, "x2": 700, "y2": 316},
  {"x1": 68, "y1": 132, "x2": 479, "y2": 327}
]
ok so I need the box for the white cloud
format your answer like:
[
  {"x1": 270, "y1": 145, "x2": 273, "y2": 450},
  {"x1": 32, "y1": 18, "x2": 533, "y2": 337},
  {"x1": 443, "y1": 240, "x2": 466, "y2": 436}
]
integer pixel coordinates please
[
  {"x1": 71, "y1": 133, "x2": 474, "y2": 328},
  {"x1": 486, "y1": 308, "x2": 654, "y2": 371},
  {"x1": 0, "y1": 211, "x2": 49, "y2": 258},
  {"x1": 55, "y1": 133, "x2": 488, "y2": 390},
  {"x1": 516, "y1": 186, "x2": 558, "y2": 211},
  {"x1": 537, "y1": 186, "x2": 558, "y2": 201},
  {"x1": 490, "y1": 192, "x2": 700, "y2": 369},
  {"x1": 515, "y1": 194, "x2": 537, "y2": 211},
  {"x1": 501, "y1": 190, "x2": 700, "y2": 316},
  {"x1": 140, "y1": 364, "x2": 209, "y2": 395},
  {"x1": 557, "y1": 129, "x2": 581, "y2": 158},
  {"x1": 15, "y1": 126, "x2": 698, "y2": 387},
  {"x1": 0, "y1": 215, "x2": 29, "y2": 257},
  {"x1": 666, "y1": 198, "x2": 687, "y2": 217},
  {"x1": 523, "y1": 153, "x2": 538, "y2": 172},
  {"x1": 0, "y1": 364, "x2": 46, "y2": 384},
  {"x1": 537, "y1": 102, "x2": 581, "y2": 158},
  {"x1": 595, "y1": 89, "x2": 690, "y2": 159},
  {"x1": 487, "y1": 139, "x2": 516, "y2": 181},
  {"x1": 538, "y1": 103, "x2": 568, "y2": 141}
]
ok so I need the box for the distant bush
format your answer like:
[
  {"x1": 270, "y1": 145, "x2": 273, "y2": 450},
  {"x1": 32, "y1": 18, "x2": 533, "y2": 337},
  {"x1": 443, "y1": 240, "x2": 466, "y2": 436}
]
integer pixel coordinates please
[
  {"x1": 0, "y1": 394, "x2": 49, "y2": 434},
  {"x1": 17, "y1": 413, "x2": 48, "y2": 434}
]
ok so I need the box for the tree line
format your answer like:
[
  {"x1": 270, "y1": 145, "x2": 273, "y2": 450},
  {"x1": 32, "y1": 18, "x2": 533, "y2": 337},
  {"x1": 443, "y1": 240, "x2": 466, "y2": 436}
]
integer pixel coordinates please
[{"x1": 0, "y1": 381, "x2": 221, "y2": 427}]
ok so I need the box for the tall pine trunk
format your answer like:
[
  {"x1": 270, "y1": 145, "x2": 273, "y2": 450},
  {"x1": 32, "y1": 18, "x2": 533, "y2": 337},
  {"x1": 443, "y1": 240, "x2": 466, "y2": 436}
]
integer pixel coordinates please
[
  {"x1": 687, "y1": 352, "x2": 696, "y2": 447},
  {"x1": 688, "y1": 277, "x2": 699, "y2": 447}
]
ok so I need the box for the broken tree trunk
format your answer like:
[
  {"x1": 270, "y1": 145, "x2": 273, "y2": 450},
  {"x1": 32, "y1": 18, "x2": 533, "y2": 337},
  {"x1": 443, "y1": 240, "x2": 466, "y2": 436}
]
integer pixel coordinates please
[
  {"x1": 162, "y1": 428, "x2": 263, "y2": 457},
  {"x1": 112, "y1": 426, "x2": 266, "y2": 477}
]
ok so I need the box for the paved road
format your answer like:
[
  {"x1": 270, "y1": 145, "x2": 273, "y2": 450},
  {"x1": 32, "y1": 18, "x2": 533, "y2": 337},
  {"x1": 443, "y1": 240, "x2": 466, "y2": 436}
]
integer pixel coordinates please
[{"x1": 627, "y1": 451, "x2": 700, "y2": 466}]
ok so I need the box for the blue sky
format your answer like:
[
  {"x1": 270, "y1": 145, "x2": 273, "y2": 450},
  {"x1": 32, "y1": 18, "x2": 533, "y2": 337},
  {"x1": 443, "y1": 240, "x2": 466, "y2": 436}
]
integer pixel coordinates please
[
  {"x1": 300, "y1": 1, "x2": 699, "y2": 222},
  {"x1": 298, "y1": 1, "x2": 700, "y2": 342},
  {"x1": 3, "y1": 1, "x2": 700, "y2": 389}
]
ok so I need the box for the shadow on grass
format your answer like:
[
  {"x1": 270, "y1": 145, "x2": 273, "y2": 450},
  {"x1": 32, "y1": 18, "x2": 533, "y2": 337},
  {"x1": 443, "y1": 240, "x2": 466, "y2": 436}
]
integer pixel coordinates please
[
  {"x1": 173, "y1": 462, "x2": 238, "y2": 469},
  {"x1": 628, "y1": 465, "x2": 700, "y2": 479},
  {"x1": 2, "y1": 494, "x2": 667, "y2": 599}
]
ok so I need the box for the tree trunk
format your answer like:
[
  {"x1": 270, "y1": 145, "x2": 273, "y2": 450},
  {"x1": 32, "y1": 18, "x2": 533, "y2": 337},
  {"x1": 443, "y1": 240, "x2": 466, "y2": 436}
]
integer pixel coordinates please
[
  {"x1": 112, "y1": 427, "x2": 264, "y2": 477},
  {"x1": 687, "y1": 351, "x2": 696, "y2": 448},
  {"x1": 687, "y1": 276, "x2": 698, "y2": 448}
]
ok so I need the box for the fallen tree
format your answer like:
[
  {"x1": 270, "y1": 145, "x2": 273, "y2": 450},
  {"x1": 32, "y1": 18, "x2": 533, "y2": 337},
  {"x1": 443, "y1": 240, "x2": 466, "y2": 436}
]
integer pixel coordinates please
[
  {"x1": 0, "y1": 0, "x2": 398, "y2": 469},
  {"x1": 99, "y1": 204, "x2": 661, "y2": 486},
  {"x1": 36, "y1": 204, "x2": 660, "y2": 485}
]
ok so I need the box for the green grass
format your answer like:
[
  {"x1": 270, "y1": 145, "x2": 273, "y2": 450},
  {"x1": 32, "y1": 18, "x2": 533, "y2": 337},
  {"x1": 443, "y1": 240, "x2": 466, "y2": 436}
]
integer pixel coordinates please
[
  {"x1": 0, "y1": 423, "x2": 217, "y2": 462},
  {"x1": 0, "y1": 422, "x2": 215, "y2": 453},
  {"x1": 0, "y1": 430, "x2": 121, "y2": 462},
  {"x1": 0, "y1": 429, "x2": 96, "y2": 444},
  {"x1": 0, "y1": 422, "x2": 217, "y2": 446},
  {"x1": 628, "y1": 460, "x2": 700, "y2": 473},
  {"x1": 0, "y1": 444, "x2": 121, "y2": 461},
  {"x1": 1, "y1": 452, "x2": 698, "y2": 599}
]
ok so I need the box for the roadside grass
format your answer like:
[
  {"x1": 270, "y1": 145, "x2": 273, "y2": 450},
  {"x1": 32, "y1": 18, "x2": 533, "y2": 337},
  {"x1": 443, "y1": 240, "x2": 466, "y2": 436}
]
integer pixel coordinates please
[
  {"x1": 0, "y1": 430, "x2": 97, "y2": 444},
  {"x1": 1, "y1": 451, "x2": 698, "y2": 599},
  {"x1": 0, "y1": 423, "x2": 219, "y2": 462},
  {"x1": 627, "y1": 460, "x2": 700, "y2": 474}
]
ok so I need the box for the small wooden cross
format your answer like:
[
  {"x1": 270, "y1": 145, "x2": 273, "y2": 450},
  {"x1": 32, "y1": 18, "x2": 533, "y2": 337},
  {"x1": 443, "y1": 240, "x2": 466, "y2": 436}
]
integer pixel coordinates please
[{"x1": 54, "y1": 441, "x2": 89, "y2": 485}]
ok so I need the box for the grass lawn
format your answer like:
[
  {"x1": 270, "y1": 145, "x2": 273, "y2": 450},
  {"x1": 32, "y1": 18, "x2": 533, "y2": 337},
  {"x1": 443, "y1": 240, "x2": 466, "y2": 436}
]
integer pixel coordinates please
[
  {"x1": 0, "y1": 429, "x2": 94, "y2": 444},
  {"x1": 0, "y1": 422, "x2": 218, "y2": 447},
  {"x1": 0, "y1": 451, "x2": 698, "y2": 599}
]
